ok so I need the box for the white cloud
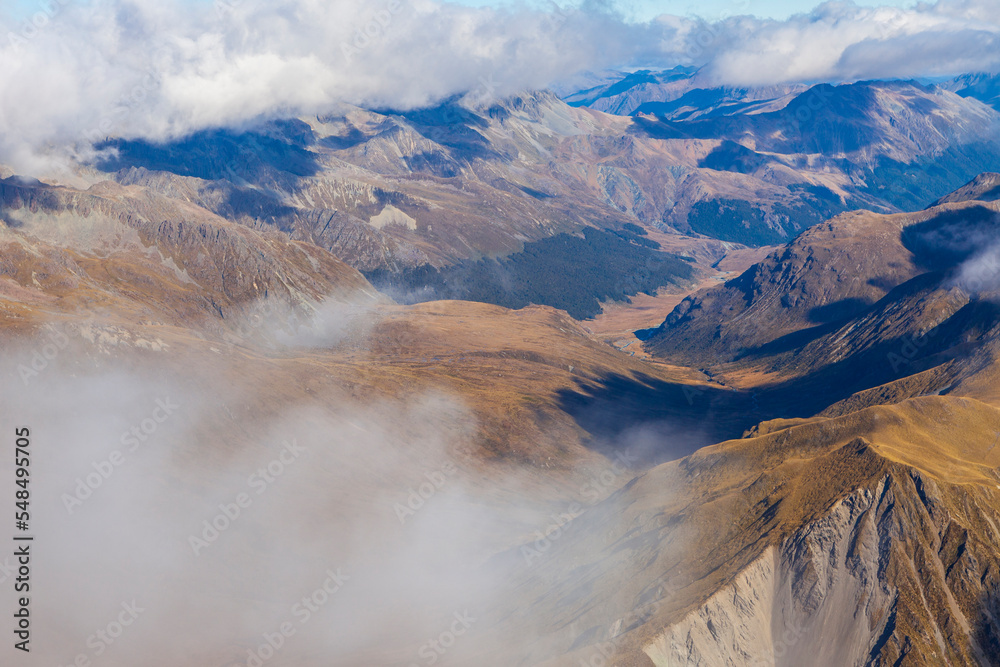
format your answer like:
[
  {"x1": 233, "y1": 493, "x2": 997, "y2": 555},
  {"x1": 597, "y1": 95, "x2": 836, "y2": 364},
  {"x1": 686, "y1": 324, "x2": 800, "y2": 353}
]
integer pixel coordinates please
[
  {"x1": 0, "y1": 0, "x2": 998, "y2": 174},
  {"x1": 956, "y1": 242, "x2": 1000, "y2": 294},
  {"x1": 699, "y1": 1, "x2": 1000, "y2": 86}
]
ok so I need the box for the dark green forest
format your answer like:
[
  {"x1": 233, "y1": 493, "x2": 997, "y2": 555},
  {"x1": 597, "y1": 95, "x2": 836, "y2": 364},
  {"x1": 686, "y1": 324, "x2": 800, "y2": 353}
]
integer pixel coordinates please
[{"x1": 365, "y1": 226, "x2": 695, "y2": 319}]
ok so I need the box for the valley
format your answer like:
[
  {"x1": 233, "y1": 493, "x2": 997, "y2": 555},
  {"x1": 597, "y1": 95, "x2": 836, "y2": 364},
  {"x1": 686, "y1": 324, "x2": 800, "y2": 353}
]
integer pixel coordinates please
[{"x1": 6, "y1": 160, "x2": 1000, "y2": 664}]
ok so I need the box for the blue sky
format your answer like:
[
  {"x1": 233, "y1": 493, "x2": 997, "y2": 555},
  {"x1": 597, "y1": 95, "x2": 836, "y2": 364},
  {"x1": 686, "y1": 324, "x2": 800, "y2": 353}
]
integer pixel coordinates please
[
  {"x1": 452, "y1": 0, "x2": 919, "y2": 21},
  {"x1": 4, "y1": 0, "x2": 919, "y2": 22}
]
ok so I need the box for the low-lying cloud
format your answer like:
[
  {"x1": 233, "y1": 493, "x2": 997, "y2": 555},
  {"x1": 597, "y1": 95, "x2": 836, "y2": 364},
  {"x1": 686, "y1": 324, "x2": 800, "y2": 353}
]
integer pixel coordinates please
[
  {"x1": 956, "y1": 241, "x2": 1000, "y2": 295},
  {"x1": 0, "y1": 290, "x2": 694, "y2": 665},
  {"x1": 1, "y1": 0, "x2": 998, "y2": 175}
]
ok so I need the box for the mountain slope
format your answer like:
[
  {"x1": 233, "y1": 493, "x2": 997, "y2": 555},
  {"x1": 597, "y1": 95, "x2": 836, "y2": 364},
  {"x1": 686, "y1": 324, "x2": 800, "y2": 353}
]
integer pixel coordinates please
[
  {"x1": 85, "y1": 79, "x2": 1000, "y2": 296},
  {"x1": 0, "y1": 175, "x2": 379, "y2": 332},
  {"x1": 486, "y1": 396, "x2": 1000, "y2": 666},
  {"x1": 935, "y1": 172, "x2": 1000, "y2": 205},
  {"x1": 563, "y1": 66, "x2": 703, "y2": 115},
  {"x1": 644, "y1": 196, "x2": 1000, "y2": 365},
  {"x1": 640, "y1": 186, "x2": 1000, "y2": 443},
  {"x1": 5, "y1": 162, "x2": 1000, "y2": 666},
  {"x1": 642, "y1": 204, "x2": 954, "y2": 364},
  {"x1": 944, "y1": 73, "x2": 1000, "y2": 111},
  {"x1": 562, "y1": 66, "x2": 805, "y2": 119}
]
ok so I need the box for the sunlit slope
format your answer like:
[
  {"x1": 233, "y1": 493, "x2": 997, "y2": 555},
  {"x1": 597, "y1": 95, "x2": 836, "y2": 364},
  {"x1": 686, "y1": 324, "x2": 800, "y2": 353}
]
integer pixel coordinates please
[
  {"x1": 479, "y1": 395, "x2": 1000, "y2": 666},
  {"x1": 5, "y1": 166, "x2": 1000, "y2": 665},
  {"x1": 0, "y1": 175, "x2": 379, "y2": 332},
  {"x1": 934, "y1": 172, "x2": 1000, "y2": 205},
  {"x1": 0, "y1": 178, "x2": 711, "y2": 470},
  {"x1": 645, "y1": 199, "x2": 1000, "y2": 364},
  {"x1": 0, "y1": 197, "x2": 725, "y2": 665},
  {"x1": 94, "y1": 81, "x2": 1000, "y2": 277},
  {"x1": 644, "y1": 192, "x2": 1000, "y2": 424}
]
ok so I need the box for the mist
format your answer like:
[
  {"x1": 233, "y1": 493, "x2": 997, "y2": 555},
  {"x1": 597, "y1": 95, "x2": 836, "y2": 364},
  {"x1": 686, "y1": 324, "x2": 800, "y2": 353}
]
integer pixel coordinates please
[
  {"x1": 956, "y1": 241, "x2": 1000, "y2": 295},
  {"x1": 0, "y1": 291, "x2": 680, "y2": 666}
]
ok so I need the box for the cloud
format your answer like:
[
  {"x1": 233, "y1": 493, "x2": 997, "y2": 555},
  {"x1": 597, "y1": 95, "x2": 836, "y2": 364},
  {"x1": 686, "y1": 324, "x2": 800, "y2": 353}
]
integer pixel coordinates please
[
  {"x1": 0, "y1": 320, "x2": 505, "y2": 666},
  {"x1": 956, "y1": 241, "x2": 1000, "y2": 294},
  {"x1": 699, "y1": 1, "x2": 1000, "y2": 86},
  {"x1": 0, "y1": 0, "x2": 998, "y2": 174},
  {"x1": 0, "y1": 0, "x2": 642, "y2": 169},
  {"x1": 0, "y1": 294, "x2": 689, "y2": 665}
]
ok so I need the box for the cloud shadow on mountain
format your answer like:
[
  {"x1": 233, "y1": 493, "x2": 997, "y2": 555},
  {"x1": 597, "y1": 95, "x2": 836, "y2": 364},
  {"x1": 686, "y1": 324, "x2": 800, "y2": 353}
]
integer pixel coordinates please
[{"x1": 93, "y1": 119, "x2": 322, "y2": 186}]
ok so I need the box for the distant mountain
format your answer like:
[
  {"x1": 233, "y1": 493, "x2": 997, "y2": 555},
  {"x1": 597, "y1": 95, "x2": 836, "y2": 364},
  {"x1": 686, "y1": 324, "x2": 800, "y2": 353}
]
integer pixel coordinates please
[
  {"x1": 562, "y1": 65, "x2": 702, "y2": 115},
  {"x1": 630, "y1": 83, "x2": 806, "y2": 121},
  {"x1": 81, "y1": 80, "x2": 1000, "y2": 318},
  {"x1": 644, "y1": 181, "x2": 1000, "y2": 422},
  {"x1": 567, "y1": 67, "x2": 1000, "y2": 121},
  {"x1": 562, "y1": 65, "x2": 806, "y2": 120},
  {"x1": 942, "y1": 72, "x2": 1000, "y2": 111},
  {"x1": 934, "y1": 172, "x2": 1000, "y2": 205}
]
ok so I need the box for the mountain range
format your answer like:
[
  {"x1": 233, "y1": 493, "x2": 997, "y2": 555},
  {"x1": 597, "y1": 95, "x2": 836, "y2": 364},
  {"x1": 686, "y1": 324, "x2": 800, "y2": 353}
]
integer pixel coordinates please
[
  {"x1": 68, "y1": 74, "x2": 1000, "y2": 323},
  {"x1": 5, "y1": 67, "x2": 1000, "y2": 666}
]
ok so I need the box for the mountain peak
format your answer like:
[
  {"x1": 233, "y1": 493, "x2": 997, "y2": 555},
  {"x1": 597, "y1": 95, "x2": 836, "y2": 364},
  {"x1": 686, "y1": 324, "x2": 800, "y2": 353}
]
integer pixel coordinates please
[{"x1": 934, "y1": 172, "x2": 1000, "y2": 206}]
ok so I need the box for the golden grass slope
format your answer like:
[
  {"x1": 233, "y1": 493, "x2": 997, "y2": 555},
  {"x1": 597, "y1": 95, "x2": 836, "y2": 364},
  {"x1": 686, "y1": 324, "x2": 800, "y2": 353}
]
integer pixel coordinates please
[{"x1": 482, "y1": 395, "x2": 1000, "y2": 666}]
